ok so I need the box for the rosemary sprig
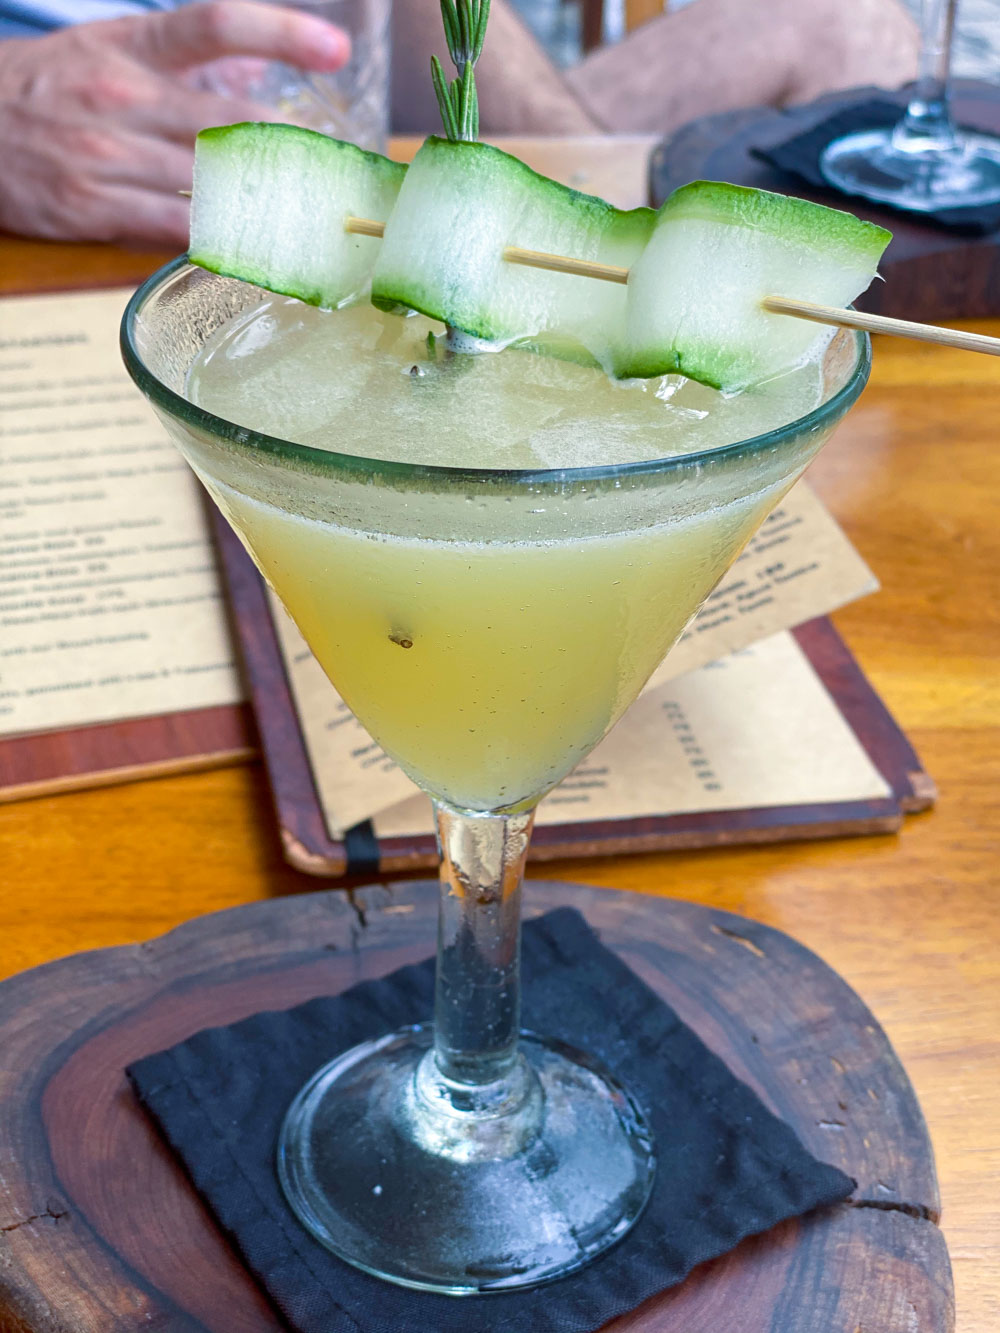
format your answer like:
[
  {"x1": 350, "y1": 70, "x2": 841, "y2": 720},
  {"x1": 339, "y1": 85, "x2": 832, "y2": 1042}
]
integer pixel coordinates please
[{"x1": 432, "y1": 0, "x2": 490, "y2": 142}]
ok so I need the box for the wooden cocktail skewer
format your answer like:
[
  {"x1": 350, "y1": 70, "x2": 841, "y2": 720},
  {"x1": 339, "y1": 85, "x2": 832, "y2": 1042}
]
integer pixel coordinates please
[
  {"x1": 353, "y1": 218, "x2": 1000, "y2": 356},
  {"x1": 758, "y1": 297, "x2": 1000, "y2": 356},
  {"x1": 176, "y1": 194, "x2": 1000, "y2": 357},
  {"x1": 502, "y1": 243, "x2": 629, "y2": 286},
  {"x1": 341, "y1": 217, "x2": 1000, "y2": 357}
]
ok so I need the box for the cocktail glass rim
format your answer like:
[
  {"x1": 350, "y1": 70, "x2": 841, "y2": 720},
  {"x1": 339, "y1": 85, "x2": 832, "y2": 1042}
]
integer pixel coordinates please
[{"x1": 121, "y1": 256, "x2": 872, "y2": 490}]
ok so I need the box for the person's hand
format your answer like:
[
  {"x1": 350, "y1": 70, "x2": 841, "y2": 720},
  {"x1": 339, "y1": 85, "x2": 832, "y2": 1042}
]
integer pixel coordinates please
[{"x1": 0, "y1": 1, "x2": 350, "y2": 246}]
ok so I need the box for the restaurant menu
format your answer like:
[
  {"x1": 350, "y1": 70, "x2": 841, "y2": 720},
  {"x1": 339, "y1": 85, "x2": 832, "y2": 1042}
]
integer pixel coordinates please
[
  {"x1": 0, "y1": 288, "x2": 241, "y2": 737},
  {"x1": 1, "y1": 285, "x2": 884, "y2": 833}
]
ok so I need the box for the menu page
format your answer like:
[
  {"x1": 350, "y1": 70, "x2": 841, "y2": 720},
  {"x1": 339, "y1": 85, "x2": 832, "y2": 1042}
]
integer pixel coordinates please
[
  {"x1": 267, "y1": 479, "x2": 880, "y2": 838},
  {"x1": 0, "y1": 288, "x2": 241, "y2": 737},
  {"x1": 643, "y1": 481, "x2": 877, "y2": 691}
]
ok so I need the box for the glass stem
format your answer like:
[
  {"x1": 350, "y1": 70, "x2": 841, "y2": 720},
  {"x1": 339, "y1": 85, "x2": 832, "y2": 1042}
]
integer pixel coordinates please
[
  {"x1": 431, "y1": 801, "x2": 534, "y2": 1087},
  {"x1": 895, "y1": 0, "x2": 960, "y2": 151}
]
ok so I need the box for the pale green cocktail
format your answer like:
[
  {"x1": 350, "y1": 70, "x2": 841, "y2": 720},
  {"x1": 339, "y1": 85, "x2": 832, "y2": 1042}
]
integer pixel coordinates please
[
  {"x1": 186, "y1": 295, "x2": 831, "y2": 813},
  {"x1": 122, "y1": 259, "x2": 869, "y2": 1294}
]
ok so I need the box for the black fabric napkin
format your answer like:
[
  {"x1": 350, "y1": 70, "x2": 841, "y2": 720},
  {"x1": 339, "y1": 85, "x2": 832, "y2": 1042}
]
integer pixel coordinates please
[
  {"x1": 127, "y1": 907, "x2": 853, "y2": 1333},
  {"x1": 752, "y1": 98, "x2": 1000, "y2": 235}
]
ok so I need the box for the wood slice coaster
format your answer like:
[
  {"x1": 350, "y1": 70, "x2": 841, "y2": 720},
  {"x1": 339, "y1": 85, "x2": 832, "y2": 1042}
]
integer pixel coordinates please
[
  {"x1": 0, "y1": 883, "x2": 952, "y2": 1332},
  {"x1": 649, "y1": 80, "x2": 1000, "y2": 322}
]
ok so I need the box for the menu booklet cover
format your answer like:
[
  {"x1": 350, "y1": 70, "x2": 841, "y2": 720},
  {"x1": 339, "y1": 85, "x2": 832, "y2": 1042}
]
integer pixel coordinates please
[{"x1": 0, "y1": 285, "x2": 933, "y2": 860}]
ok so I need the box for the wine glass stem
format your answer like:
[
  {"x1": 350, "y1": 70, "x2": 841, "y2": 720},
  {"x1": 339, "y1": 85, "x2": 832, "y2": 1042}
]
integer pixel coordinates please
[
  {"x1": 898, "y1": 0, "x2": 960, "y2": 149},
  {"x1": 432, "y1": 801, "x2": 535, "y2": 1087}
]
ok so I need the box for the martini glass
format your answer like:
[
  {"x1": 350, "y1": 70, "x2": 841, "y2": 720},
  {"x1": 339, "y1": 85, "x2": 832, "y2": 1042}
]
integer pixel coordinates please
[
  {"x1": 820, "y1": 0, "x2": 1000, "y2": 211},
  {"x1": 122, "y1": 259, "x2": 870, "y2": 1295}
]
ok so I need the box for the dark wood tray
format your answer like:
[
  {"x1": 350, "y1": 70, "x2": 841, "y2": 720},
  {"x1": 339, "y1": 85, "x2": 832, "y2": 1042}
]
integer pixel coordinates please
[
  {"x1": 212, "y1": 513, "x2": 934, "y2": 877},
  {"x1": 650, "y1": 81, "x2": 1000, "y2": 322},
  {"x1": 0, "y1": 882, "x2": 952, "y2": 1331}
]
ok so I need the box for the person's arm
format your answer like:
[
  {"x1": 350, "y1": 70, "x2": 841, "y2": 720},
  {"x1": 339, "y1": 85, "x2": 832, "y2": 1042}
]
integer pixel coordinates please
[
  {"x1": 0, "y1": 1, "x2": 349, "y2": 245},
  {"x1": 392, "y1": 0, "x2": 600, "y2": 135},
  {"x1": 563, "y1": 0, "x2": 919, "y2": 135},
  {"x1": 395, "y1": 0, "x2": 918, "y2": 139}
]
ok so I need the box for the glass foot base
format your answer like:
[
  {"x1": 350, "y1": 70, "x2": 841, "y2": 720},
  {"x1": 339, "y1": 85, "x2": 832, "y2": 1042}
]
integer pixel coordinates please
[
  {"x1": 277, "y1": 1025, "x2": 656, "y2": 1294},
  {"x1": 820, "y1": 127, "x2": 1000, "y2": 210}
]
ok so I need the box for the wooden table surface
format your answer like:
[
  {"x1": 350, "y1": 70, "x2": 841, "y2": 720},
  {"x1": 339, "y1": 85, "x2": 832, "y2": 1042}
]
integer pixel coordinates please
[{"x1": 1, "y1": 138, "x2": 998, "y2": 1331}]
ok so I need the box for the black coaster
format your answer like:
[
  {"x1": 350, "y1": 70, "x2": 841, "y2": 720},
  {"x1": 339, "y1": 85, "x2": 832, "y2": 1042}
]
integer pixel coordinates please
[
  {"x1": 752, "y1": 98, "x2": 1000, "y2": 235},
  {"x1": 128, "y1": 907, "x2": 853, "y2": 1333}
]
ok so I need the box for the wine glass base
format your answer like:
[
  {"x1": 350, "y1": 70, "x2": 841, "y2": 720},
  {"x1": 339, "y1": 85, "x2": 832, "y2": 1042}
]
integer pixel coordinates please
[
  {"x1": 820, "y1": 127, "x2": 1000, "y2": 210},
  {"x1": 277, "y1": 1024, "x2": 656, "y2": 1294}
]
